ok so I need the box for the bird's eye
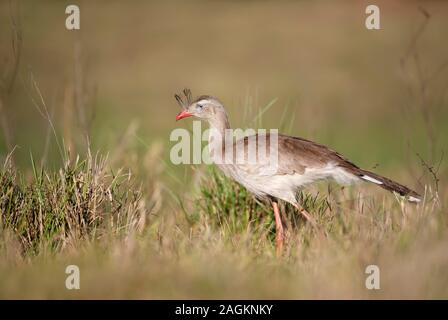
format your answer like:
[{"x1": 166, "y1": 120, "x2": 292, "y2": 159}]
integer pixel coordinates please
[{"x1": 196, "y1": 104, "x2": 203, "y2": 110}]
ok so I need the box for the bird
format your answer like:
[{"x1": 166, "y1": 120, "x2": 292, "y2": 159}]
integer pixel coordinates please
[{"x1": 174, "y1": 89, "x2": 421, "y2": 255}]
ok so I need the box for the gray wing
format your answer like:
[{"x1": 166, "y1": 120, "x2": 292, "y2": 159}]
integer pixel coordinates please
[
  {"x1": 228, "y1": 133, "x2": 359, "y2": 176},
  {"x1": 275, "y1": 134, "x2": 359, "y2": 175}
]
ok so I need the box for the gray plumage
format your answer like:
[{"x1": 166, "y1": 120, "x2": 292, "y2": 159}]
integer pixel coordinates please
[{"x1": 175, "y1": 90, "x2": 421, "y2": 205}]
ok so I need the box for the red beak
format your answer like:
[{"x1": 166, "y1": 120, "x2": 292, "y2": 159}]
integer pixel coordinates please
[{"x1": 176, "y1": 110, "x2": 193, "y2": 121}]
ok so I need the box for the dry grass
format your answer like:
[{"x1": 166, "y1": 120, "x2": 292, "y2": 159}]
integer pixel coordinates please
[
  {"x1": 0, "y1": 0, "x2": 447, "y2": 299},
  {"x1": 0, "y1": 149, "x2": 446, "y2": 299},
  {"x1": 0, "y1": 152, "x2": 152, "y2": 254}
]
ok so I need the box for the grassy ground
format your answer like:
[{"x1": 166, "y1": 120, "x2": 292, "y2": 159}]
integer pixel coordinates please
[
  {"x1": 0, "y1": 154, "x2": 446, "y2": 299},
  {"x1": 0, "y1": 0, "x2": 447, "y2": 299}
]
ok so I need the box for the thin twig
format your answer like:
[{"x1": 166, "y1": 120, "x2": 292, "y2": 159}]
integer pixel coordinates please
[{"x1": 415, "y1": 152, "x2": 443, "y2": 193}]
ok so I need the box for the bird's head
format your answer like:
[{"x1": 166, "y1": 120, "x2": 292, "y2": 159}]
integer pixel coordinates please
[{"x1": 175, "y1": 89, "x2": 226, "y2": 123}]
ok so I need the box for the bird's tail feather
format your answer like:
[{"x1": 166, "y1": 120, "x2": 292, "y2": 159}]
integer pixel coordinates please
[{"x1": 357, "y1": 169, "x2": 421, "y2": 203}]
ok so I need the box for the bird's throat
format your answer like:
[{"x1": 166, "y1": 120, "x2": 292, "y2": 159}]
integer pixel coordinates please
[{"x1": 207, "y1": 112, "x2": 230, "y2": 165}]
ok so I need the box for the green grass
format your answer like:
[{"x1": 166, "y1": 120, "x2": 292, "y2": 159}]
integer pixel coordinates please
[
  {"x1": 0, "y1": 152, "x2": 149, "y2": 255},
  {"x1": 0, "y1": 0, "x2": 447, "y2": 299},
  {"x1": 194, "y1": 167, "x2": 333, "y2": 243},
  {"x1": 0, "y1": 148, "x2": 446, "y2": 299}
]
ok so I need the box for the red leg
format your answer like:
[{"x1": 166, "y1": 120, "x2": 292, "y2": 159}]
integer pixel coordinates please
[{"x1": 272, "y1": 201, "x2": 284, "y2": 256}]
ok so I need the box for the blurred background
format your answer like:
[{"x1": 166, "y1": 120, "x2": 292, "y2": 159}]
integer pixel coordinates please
[
  {"x1": 0, "y1": 0, "x2": 447, "y2": 191},
  {"x1": 0, "y1": 0, "x2": 447, "y2": 300}
]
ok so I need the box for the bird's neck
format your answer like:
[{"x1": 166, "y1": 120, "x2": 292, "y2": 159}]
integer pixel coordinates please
[
  {"x1": 208, "y1": 111, "x2": 230, "y2": 137},
  {"x1": 207, "y1": 112, "x2": 230, "y2": 164}
]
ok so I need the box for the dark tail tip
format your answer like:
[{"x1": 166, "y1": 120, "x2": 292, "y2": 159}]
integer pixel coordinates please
[{"x1": 359, "y1": 170, "x2": 421, "y2": 203}]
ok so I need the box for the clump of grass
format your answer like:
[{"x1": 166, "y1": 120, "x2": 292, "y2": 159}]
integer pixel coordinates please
[
  {"x1": 0, "y1": 152, "x2": 150, "y2": 254},
  {"x1": 197, "y1": 168, "x2": 274, "y2": 235},
  {"x1": 195, "y1": 167, "x2": 331, "y2": 243}
]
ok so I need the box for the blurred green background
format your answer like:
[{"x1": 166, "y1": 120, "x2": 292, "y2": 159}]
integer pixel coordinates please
[
  {"x1": 0, "y1": 0, "x2": 447, "y2": 300},
  {"x1": 0, "y1": 0, "x2": 447, "y2": 187}
]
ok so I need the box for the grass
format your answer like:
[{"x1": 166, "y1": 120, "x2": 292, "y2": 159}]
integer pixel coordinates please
[
  {"x1": 0, "y1": 147, "x2": 446, "y2": 299},
  {"x1": 0, "y1": 151, "x2": 150, "y2": 255},
  {"x1": 0, "y1": 0, "x2": 447, "y2": 300},
  {"x1": 195, "y1": 167, "x2": 332, "y2": 244}
]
